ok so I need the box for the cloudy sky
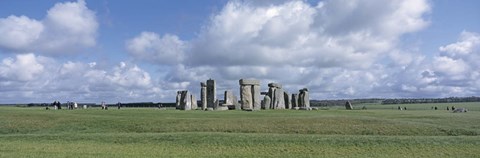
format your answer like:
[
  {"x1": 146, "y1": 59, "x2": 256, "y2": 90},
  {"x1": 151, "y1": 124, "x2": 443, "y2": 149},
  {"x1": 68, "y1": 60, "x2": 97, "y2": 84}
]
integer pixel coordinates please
[{"x1": 0, "y1": 0, "x2": 479, "y2": 103}]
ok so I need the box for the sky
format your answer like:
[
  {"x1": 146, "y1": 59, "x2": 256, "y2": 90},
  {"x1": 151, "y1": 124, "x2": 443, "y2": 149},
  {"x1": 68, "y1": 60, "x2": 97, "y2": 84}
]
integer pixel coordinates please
[{"x1": 0, "y1": 0, "x2": 479, "y2": 103}]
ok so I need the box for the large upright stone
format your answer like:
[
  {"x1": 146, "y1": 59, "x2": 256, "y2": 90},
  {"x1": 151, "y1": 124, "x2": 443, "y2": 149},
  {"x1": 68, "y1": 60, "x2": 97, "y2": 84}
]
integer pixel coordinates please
[
  {"x1": 268, "y1": 87, "x2": 276, "y2": 109},
  {"x1": 345, "y1": 101, "x2": 353, "y2": 110},
  {"x1": 284, "y1": 92, "x2": 291, "y2": 109},
  {"x1": 179, "y1": 91, "x2": 192, "y2": 110},
  {"x1": 176, "y1": 91, "x2": 182, "y2": 109},
  {"x1": 191, "y1": 94, "x2": 197, "y2": 110},
  {"x1": 291, "y1": 94, "x2": 299, "y2": 108},
  {"x1": 253, "y1": 85, "x2": 261, "y2": 110},
  {"x1": 224, "y1": 90, "x2": 240, "y2": 110},
  {"x1": 206, "y1": 79, "x2": 216, "y2": 108},
  {"x1": 262, "y1": 95, "x2": 271, "y2": 110},
  {"x1": 298, "y1": 88, "x2": 310, "y2": 108},
  {"x1": 275, "y1": 88, "x2": 285, "y2": 109},
  {"x1": 239, "y1": 79, "x2": 260, "y2": 110},
  {"x1": 201, "y1": 82, "x2": 207, "y2": 110},
  {"x1": 175, "y1": 90, "x2": 197, "y2": 110},
  {"x1": 268, "y1": 83, "x2": 285, "y2": 109},
  {"x1": 240, "y1": 85, "x2": 253, "y2": 110}
]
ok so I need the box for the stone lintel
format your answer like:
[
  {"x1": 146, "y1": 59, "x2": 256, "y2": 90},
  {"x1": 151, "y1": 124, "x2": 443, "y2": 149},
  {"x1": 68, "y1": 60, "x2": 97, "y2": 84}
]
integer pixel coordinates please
[
  {"x1": 239, "y1": 79, "x2": 260, "y2": 85},
  {"x1": 267, "y1": 83, "x2": 282, "y2": 88}
]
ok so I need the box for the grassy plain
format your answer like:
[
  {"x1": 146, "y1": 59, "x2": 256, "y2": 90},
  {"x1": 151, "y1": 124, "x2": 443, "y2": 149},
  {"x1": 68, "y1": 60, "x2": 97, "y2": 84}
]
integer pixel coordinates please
[{"x1": 0, "y1": 102, "x2": 479, "y2": 157}]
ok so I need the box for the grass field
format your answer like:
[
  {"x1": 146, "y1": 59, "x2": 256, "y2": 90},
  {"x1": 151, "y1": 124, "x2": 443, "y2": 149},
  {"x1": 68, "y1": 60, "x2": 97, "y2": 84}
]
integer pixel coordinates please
[{"x1": 0, "y1": 102, "x2": 479, "y2": 157}]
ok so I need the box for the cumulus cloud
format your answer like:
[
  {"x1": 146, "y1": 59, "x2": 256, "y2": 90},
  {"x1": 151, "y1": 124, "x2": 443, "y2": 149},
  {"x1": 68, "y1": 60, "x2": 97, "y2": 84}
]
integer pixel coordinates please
[
  {"x1": 126, "y1": 32, "x2": 186, "y2": 65},
  {"x1": 0, "y1": 0, "x2": 97, "y2": 54},
  {"x1": 0, "y1": 54, "x2": 163, "y2": 103},
  {"x1": 126, "y1": 0, "x2": 432, "y2": 99},
  {"x1": 0, "y1": 53, "x2": 45, "y2": 81}
]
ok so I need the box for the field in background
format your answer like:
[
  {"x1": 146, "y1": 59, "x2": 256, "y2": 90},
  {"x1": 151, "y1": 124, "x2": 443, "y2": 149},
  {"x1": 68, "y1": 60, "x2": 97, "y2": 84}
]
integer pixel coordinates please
[{"x1": 0, "y1": 103, "x2": 479, "y2": 157}]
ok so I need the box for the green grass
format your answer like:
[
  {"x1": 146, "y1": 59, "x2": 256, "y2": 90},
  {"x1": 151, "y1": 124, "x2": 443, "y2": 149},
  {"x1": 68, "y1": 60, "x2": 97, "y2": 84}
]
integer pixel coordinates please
[{"x1": 0, "y1": 104, "x2": 479, "y2": 157}]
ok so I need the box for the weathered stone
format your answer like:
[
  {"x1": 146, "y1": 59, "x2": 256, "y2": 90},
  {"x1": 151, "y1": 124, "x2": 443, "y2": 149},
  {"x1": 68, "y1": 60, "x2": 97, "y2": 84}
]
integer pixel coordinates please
[
  {"x1": 345, "y1": 101, "x2": 353, "y2": 110},
  {"x1": 284, "y1": 92, "x2": 291, "y2": 109},
  {"x1": 206, "y1": 108, "x2": 214, "y2": 111},
  {"x1": 216, "y1": 106, "x2": 229, "y2": 111},
  {"x1": 453, "y1": 108, "x2": 468, "y2": 113},
  {"x1": 293, "y1": 107, "x2": 300, "y2": 110},
  {"x1": 201, "y1": 82, "x2": 207, "y2": 110},
  {"x1": 180, "y1": 91, "x2": 192, "y2": 110},
  {"x1": 239, "y1": 79, "x2": 260, "y2": 85},
  {"x1": 207, "y1": 79, "x2": 216, "y2": 108},
  {"x1": 240, "y1": 85, "x2": 253, "y2": 110},
  {"x1": 191, "y1": 94, "x2": 197, "y2": 110},
  {"x1": 268, "y1": 87, "x2": 276, "y2": 109},
  {"x1": 176, "y1": 91, "x2": 182, "y2": 109},
  {"x1": 298, "y1": 92, "x2": 304, "y2": 108},
  {"x1": 214, "y1": 99, "x2": 220, "y2": 110},
  {"x1": 311, "y1": 107, "x2": 318, "y2": 110},
  {"x1": 253, "y1": 85, "x2": 261, "y2": 110},
  {"x1": 299, "y1": 88, "x2": 310, "y2": 108},
  {"x1": 224, "y1": 90, "x2": 235, "y2": 105},
  {"x1": 262, "y1": 95, "x2": 271, "y2": 110},
  {"x1": 275, "y1": 88, "x2": 285, "y2": 109},
  {"x1": 239, "y1": 79, "x2": 260, "y2": 111},
  {"x1": 291, "y1": 94, "x2": 299, "y2": 108},
  {"x1": 224, "y1": 90, "x2": 240, "y2": 110},
  {"x1": 267, "y1": 83, "x2": 282, "y2": 88}
]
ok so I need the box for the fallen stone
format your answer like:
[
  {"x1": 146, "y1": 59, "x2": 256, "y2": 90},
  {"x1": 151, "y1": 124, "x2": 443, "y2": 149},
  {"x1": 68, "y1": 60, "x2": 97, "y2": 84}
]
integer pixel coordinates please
[
  {"x1": 216, "y1": 106, "x2": 229, "y2": 111},
  {"x1": 453, "y1": 108, "x2": 468, "y2": 113}
]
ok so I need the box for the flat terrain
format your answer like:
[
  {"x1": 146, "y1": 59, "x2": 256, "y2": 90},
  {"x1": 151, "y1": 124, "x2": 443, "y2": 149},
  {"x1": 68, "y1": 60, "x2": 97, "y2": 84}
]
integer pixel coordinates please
[{"x1": 0, "y1": 102, "x2": 479, "y2": 157}]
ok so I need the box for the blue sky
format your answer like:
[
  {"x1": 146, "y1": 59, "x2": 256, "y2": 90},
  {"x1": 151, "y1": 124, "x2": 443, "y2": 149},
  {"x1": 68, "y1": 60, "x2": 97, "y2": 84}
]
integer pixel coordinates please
[{"x1": 0, "y1": 0, "x2": 479, "y2": 103}]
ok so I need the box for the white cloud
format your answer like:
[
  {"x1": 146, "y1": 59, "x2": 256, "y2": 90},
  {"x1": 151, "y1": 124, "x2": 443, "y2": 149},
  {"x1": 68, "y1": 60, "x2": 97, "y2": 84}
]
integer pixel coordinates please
[
  {"x1": 0, "y1": 0, "x2": 97, "y2": 54},
  {"x1": 0, "y1": 54, "x2": 163, "y2": 103},
  {"x1": 126, "y1": 32, "x2": 185, "y2": 65},
  {"x1": 0, "y1": 53, "x2": 45, "y2": 81},
  {"x1": 125, "y1": 0, "x2": 432, "y2": 100},
  {"x1": 0, "y1": 16, "x2": 43, "y2": 51}
]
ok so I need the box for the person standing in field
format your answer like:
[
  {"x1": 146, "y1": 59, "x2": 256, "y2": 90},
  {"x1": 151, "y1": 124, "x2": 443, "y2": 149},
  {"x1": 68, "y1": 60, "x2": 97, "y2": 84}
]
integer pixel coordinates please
[{"x1": 117, "y1": 102, "x2": 121, "y2": 109}]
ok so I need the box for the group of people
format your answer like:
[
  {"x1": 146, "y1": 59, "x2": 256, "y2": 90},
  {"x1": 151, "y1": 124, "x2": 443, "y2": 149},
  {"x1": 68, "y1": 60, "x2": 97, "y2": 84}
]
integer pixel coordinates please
[
  {"x1": 46, "y1": 101, "x2": 78, "y2": 110},
  {"x1": 397, "y1": 106, "x2": 407, "y2": 110}
]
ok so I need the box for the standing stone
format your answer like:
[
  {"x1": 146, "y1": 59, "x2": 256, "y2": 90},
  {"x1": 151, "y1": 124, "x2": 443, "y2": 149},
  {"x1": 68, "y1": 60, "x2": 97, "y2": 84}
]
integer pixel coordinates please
[
  {"x1": 240, "y1": 85, "x2": 253, "y2": 110},
  {"x1": 224, "y1": 90, "x2": 240, "y2": 110},
  {"x1": 291, "y1": 94, "x2": 299, "y2": 108},
  {"x1": 191, "y1": 94, "x2": 197, "y2": 110},
  {"x1": 180, "y1": 91, "x2": 192, "y2": 110},
  {"x1": 224, "y1": 90, "x2": 235, "y2": 105},
  {"x1": 268, "y1": 83, "x2": 285, "y2": 109},
  {"x1": 253, "y1": 85, "x2": 261, "y2": 110},
  {"x1": 298, "y1": 88, "x2": 310, "y2": 108},
  {"x1": 345, "y1": 101, "x2": 353, "y2": 110},
  {"x1": 262, "y1": 95, "x2": 271, "y2": 110},
  {"x1": 298, "y1": 92, "x2": 304, "y2": 107},
  {"x1": 176, "y1": 91, "x2": 182, "y2": 109},
  {"x1": 214, "y1": 99, "x2": 220, "y2": 110},
  {"x1": 275, "y1": 88, "x2": 285, "y2": 109},
  {"x1": 201, "y1": 82, "x2": 207, "y2": 110},
  {"x1": 284, "y1": 92, "x2": 291, "y2": 109},
  {"x1": 207, "y1": 79, "x2": 216, "y2": 108},
  {"x1": 268, "y1": 86, "x2": 276, "y2": 109},
  {"x1": 239, "y1": 79, "x2": 260, "y2": 110},
  {"x1": 303, "y1": 89, "x2": 310, "y2": 108}
]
